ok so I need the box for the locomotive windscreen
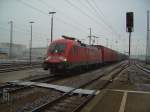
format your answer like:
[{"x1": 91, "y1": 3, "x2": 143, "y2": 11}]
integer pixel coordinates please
[{"x1": 49, "y1": 43, "x2": 66, "y2": 53}]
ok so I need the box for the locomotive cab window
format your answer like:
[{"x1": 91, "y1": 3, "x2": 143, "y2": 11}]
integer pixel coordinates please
[{"x1": 49, "y1": 43, "x2": 66, "y2": 53}]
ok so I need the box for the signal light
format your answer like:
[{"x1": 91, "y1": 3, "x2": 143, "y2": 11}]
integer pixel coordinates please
[{"x1": 126, "y1": 12, "x2": 134, "y2": 32}]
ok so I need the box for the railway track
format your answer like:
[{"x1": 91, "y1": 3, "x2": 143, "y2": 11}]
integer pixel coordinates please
[
  {"x1": 134, "y1": 61, "x2": 150, "y2": 74},
  {"x1": 0, "y1": 66, "x2": 103, "y2": 95},
  {"x1": 29, "y1": 62, "x2": 128, "y2": 112},
  {"x1": 0, "y1": 74, "x2": 62, "y2": 95},
  {"x1": 0, "y1": 61, "x2": 128, "y2": 112},
  {"x1": 0, "y1": 66, "x2": 98, "y2": 97},
  {"x1": 0, "y1": 62, "x2": 41, "y2": 68},
  {"x1": 0, "y1": 67, "x2": 100, "y2": 97},
  {"x1": 0, "y1": 62, "x2": 42, "y2": 73}
]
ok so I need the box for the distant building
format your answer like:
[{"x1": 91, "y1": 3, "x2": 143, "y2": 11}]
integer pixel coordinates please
[
  {"x1": 0, "y1": 52, "x2": 8, "y2": 59},
  {"x1": 0, "y1": 43, "x2": 26, "y2": 59},
  {"x1": 24, "y1": 47, "x2": 47, "y2": 59},
  {"x1": 32, "y1": 47, "x2": 47, "y2": 58}
]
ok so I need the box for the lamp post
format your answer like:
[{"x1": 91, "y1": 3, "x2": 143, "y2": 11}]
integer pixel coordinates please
[
  {"x1": 49, "y1": 12, "x2": 56, "y2": 42},
  {"x1": 8, "y1": 21, "x2": 13, "y2": 59},
  {"x1": 29, "y1": 21, "x2": 34, "y2": 64},
  {"x1": 146, "y1": 10, "x2": 150, "y2": 64}
]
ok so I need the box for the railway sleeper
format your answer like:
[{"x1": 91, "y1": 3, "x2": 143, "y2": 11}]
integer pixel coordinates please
[{"x1": 47, "y1": 96, "x2": 87, "y2": 112}]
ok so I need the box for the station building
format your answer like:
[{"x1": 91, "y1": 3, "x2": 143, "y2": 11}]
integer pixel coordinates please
[
  {"x1": 24, "y1": 47, "x2": 47, "y2": 60},
  {"x1": 0, "y1": 43, "x2": 26, "y2": 59}
]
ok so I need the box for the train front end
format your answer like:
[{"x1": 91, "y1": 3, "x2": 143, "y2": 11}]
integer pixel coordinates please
[{"x1": 43, "y1": 39, "x2": 69, "y2": 73}]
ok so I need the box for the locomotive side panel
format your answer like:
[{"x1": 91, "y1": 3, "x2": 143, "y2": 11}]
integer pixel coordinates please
[
  {"x1": 43, "y1": 36, "x2": 127, "y2": 74},
  {"x1": 96, "y1": 45, "x2": 119, "y2": 63}
]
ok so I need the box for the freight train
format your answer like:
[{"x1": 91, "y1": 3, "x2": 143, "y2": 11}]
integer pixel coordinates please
[{"x1": 43, "y1": 35, "x2": 127, "y2": 73}]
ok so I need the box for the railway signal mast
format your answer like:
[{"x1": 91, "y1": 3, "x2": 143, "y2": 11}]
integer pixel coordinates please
[
  {"x1": 88, "y1": 28, "x2": 92, "y2": 45},
  {"x1": 92, "y1": 35, "x2": 100, "y2": 45},
  {"x1": 126, "y1": 12, "x2": 134, "y2": 64}
]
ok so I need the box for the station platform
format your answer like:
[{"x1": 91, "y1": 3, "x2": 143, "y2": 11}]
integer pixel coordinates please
[{"x1": 80, "y1": 89, "x2": 150, "y2": 112}]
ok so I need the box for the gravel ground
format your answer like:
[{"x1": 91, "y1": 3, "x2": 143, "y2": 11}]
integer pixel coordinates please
[
  {"x1": 0, "y1": 68, "x2": 49, "y2": 83},
  {"x1": 0, "y1": 61, "x2": 125, "y2": 112},
  {"x1": 0, "y1": 87, "x2": 63, "y2": 112},
  {"x1": 50, "y1": 62, "x2": 124, "y2": 88}
]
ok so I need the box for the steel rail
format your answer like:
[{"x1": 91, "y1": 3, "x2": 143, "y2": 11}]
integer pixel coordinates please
[
  {"x1": 0, "y1": 64, "x2": 41, "y2": 73},
  {"x1": 135, "y1": 62, "x2": 150, "y2": 74},
  {"x1": 31, "y1": 62, "x2": 128, "y2": 112},
  {"x1": 0, "y1": 75, "x2": 59, "y2": 96},
  {"x1": 0, "y1": 61, "x2": 125, "y2": 95},
  {"x1": 70, "y1": 64, "x2": 129, "y2": 112}
]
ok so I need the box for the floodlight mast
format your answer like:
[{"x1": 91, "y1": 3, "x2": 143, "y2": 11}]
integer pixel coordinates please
[{"x1": 49, "y1": 12, "x2": 56, "y2": 42}]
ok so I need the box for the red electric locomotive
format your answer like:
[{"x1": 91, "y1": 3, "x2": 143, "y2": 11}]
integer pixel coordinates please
[
  {"x1": 43, "y1": 35, "x2": 127, "y2": 74},
  {"x1": 43, "y1": 35, "x2": 102, "y2": 73}
]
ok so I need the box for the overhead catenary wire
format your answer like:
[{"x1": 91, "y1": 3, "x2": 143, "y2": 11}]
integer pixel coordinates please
[
  {"x1": 37, "y1": 0, "x2": 89, "y2": 32},
  {"x1": 78, "y1": 0, "x2": 106, "y2": 34},
  {"x1": 0, "y1": 25, "x2": 50, "y2": 48},
  {"x1": 0, "y1": 22, "x2": 49, "y2": 38},
  {"x1": 17, "y1": 0, "x2": 88, "y2": 34},
  {"x1": 15, "y1": 0, "x2": 123, "y2": 46},
  {"x1": 81, "y1": 0, "x2": 124, "y2": 42},
  {"x1": 91, "y1": 0, "x2": 121, "y2": 38},
  {"x1": 17, "y1": 0, "x2": 114, "y2": 41},
  {"x1": 79, "y1": 0, "x2": 113, "y2": 34},
  {"x1": 0, "y1": 24, "x2": 28, "y2": 34},
  {"x1": 85, "y1": 0, "x2": 120, "y2": 38},
  {"x1": 0, "y1": 24, "x2": 50, "y2": 49},
  {"x1": 86, "y1": 0, "x2": 114, "y2": 32},
  {"x1": 65, "y1": 0, "x2": 105, "y2": 27},
  {"x1": 64, "y1": 0, "x2": 117, "y2": 37},
  {"x1": 67, "y1": 2, "x2": 112, "y2": 44}
]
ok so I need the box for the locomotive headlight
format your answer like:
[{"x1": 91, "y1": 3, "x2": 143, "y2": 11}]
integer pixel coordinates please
[
  {"x1": 63, "y1": 58, "x2": 67, "y2": 62},
  {"x1": 59, "y1": 56, "x2": 67, "y2": 62},
  {"x1": 46, "y1": 56, "x2": 51, "y2": 60}
]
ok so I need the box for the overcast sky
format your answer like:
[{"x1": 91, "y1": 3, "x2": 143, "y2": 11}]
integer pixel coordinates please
[{"x1": 0, "y1": 0, "x2": 150, "y2": 55}]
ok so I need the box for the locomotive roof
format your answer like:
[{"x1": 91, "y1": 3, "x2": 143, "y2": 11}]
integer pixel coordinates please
[
  {"x1": 51, "y1": 37, "x2": 127, "y2": 56},
  {"x1": 94, "y1": 45, "x2": 119, "y2": 53},
  {"x1": 53, "y1": 38, "x2": 77, "y2": 43},
  {"x1": 52, "y1": 36, "x2": 88, "y2": 47}
]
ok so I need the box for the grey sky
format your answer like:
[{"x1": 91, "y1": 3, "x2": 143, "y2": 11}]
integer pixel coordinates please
[{"x1": 0, "y1": 0, "x2": 150, "y2": 55}]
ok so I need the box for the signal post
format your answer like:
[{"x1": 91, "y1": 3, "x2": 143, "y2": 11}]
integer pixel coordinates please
[{"x1": 126, "y1": 12, "x2": 134, "y2": 65}]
